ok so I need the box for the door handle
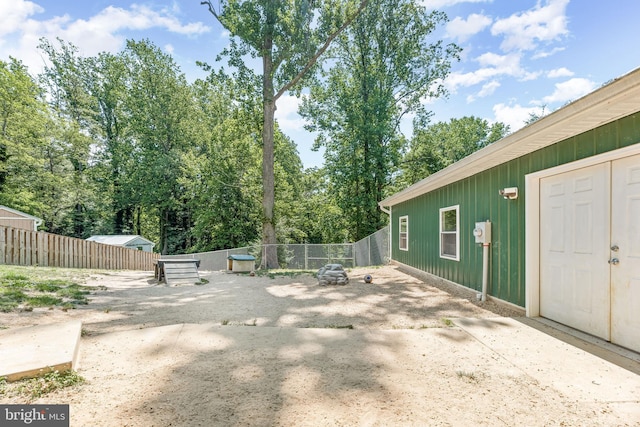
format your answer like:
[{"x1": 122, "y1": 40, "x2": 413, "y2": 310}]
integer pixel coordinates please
[{"x1": 608, "y1": 258, "x2": 620, "y2": 265}]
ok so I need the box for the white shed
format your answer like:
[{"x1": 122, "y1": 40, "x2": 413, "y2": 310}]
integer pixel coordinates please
[{"x1": 86, "y1": 235, "x2": 156, "y2": 252}]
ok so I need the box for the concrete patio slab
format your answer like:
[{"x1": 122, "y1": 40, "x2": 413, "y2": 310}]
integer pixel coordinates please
[
  {"x1": 453, "y1": 317, "x2": 640, "y2": 420},
  {"x1": 0, "y1": 320, "x2": 82, "y2": 382}
]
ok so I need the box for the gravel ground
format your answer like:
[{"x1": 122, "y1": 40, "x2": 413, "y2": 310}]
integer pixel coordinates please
[{"x1": 1, "y1": 265, "x2": 636, "y2": 427}]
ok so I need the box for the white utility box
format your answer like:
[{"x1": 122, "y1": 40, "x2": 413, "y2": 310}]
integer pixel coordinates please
[{"x1": 473, "y1": 221, "x2": 491, "y2": 244}]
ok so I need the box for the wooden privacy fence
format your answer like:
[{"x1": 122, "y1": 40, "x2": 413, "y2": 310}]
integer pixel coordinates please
[{"x1": 0, "y1": 226, "x2": 159, "y2": 271}]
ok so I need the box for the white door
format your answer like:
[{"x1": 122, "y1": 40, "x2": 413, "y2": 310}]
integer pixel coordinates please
[
  {"x1": 611, "y1": 154, "x2": 640, "y2": 352},
  {"x1": 539, "y1": 163, "x2": 611, "y2": 340},
  {"x1": 540, "y1": 154, "x2": 640, "y2": 352}
]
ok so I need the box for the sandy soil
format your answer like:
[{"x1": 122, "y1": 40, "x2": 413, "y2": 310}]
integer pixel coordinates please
[{"x1": 0, "y1": 265, "x2": 636, "y2": 426}]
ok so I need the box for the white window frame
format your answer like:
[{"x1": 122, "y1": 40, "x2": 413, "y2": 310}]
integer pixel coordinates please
[
  {"x1": 439, "y1": 205, "x2": 459, "y2": 261},
  {"x1": 399, "y1": 215, "x2": 409, "y2": 251}
]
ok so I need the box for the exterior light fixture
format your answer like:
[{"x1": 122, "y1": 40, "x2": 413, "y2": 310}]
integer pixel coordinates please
[{"x1": 499, "y1": 187, "x2": 518, "y2": 200}]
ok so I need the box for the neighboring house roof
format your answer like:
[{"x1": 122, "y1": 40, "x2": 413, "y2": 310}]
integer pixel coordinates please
[
  {"x1": 380, "y1": 66, "x2": 640, "y2": 208},
  {"x1": 0, "y1": 205, "x2": 43, "y2": 226},
  {"x1": 86, "y1": 235, "x2": 155, "y2": 248}
]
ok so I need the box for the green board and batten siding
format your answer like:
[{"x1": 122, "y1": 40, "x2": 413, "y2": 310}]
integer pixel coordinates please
[{"x1": 391, "y1": 113, "x2": 640, "y2": 307}]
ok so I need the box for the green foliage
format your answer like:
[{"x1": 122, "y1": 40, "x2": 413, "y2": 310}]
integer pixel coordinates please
[
  {"x1": 2, "y1": 273, "x2": 30, "y2": 281},
  {"x1": 1, "y1": 15, "x2": 468, "y2": 256},
  {"x1": 300, "y1": 0, "x2": 460, "y2": 241},
  {"x1": 186, "y1": 71, "x2": 263, "y2": 251},
  {"x1": 55, "y1": 284, "x2": 90, "y2": 300},
  {"x1": 25, "y1": 295, "x2": 63, "y2": 307},
  {"x1": 0, "y1": 58, "x2": 50, "y2": 215},
  {"x1": 3, "y1": 370, "x2": 85, "y2": 401},
  {"x1": 203, "y1": 0, "x2": 367, "y2": 267},
  {"x1": 0, "y1": 288, "x2": 26, "y2": 312},
  {"x1": 400, "y1": 116, "x2": 510, "y2": 186},
  {"x1": 35, "y1": 281, "x2": 63, "y2": 292},
  {"x1": 0, "y1": 271, "x2": 92, "y2": 311}
]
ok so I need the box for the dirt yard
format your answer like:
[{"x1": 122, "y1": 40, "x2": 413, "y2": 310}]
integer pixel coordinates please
[{"x1": 1, "y1": 265, "x2": 638, "y2": 426}]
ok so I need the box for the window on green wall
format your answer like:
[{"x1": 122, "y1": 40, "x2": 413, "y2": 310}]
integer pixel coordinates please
[
  {"x1": 399, "y1": 215, "x2": 408, "y2": 251},
  {"x1": 439, "y1": 205, "x2": 459, "y2": 261}
]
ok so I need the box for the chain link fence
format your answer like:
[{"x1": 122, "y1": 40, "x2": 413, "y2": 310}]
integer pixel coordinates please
[{"x1": 162, "y1": 226, "x2": 389, "y2": 272}]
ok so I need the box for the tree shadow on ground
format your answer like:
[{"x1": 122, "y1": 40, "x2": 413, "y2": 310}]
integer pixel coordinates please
[{"x1": 79, "y1": 265, "x2": 520, "y2": 336}]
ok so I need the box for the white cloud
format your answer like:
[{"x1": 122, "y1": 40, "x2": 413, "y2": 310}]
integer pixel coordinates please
[
  {"x1": 165, "y1": 44, "x2": 174, "y2": 54},
  {"x1": 531, "y1": 46, "x2": 565, "y2": 59},
  {"x1": 446, "y1": 13, "x2": 492, "y2": 42},
  {"x1": 0, "y1": 2, "x2": 211, "y2": 74},
  {"x1": 476, "y1": 51, "x2": 519, "y2": 69},
  {"x1": 542, "y1": 77, "x2": 596, "y2": 104},
  {"x1": 0, "y1": 0, "x2": 43, "y2": 37},
  {"x1": 444, "y1": 52, "x2": 531, "y2": 93},
  {"x1": 547, "y1": 67, "x2": 573, "y2": 78},
  {"x1": 493, "y1": 102, "x2": 540, "y2": 132},
  {"x1": 491, "y1": 0, "x2": 569, "y2": 52},
  {"x1": 478, "y1": 80, "x2": 500, "y2": 97},
  {"x1": 467, "y1": 80, "x2": 500, "y2": 103},
  {"x1": 275, "y1": 94, "x2": 305, "y2": 131},
  {"x1": 55, "y1": 5, "x2": 209, "y2": 55}
]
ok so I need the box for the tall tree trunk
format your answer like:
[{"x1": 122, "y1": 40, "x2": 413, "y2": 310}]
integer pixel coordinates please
[
  {"x1": 135, "y1": 206, "x2": 141, "y2": 236},
  {"x1": 262, "y1": 10, "x2": 279, "y2": 269},
  {"x1": 160, "y1": 208, "x2": 169, "y2": 255}
]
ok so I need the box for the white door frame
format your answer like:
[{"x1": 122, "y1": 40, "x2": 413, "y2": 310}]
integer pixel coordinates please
[{"x1": 525, "y1": 143, "x2": 640, "y2": 318}]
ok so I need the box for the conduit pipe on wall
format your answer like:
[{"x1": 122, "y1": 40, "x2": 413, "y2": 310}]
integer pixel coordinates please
[
  {"x1": 481, "y1": 242, "x2": 490, "y2": 302},
  {"x1": 473, "y1": 221, "x2": 491, "y2": 302}
]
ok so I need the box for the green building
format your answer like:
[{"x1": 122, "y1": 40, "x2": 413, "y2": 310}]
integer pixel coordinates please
[{"x1": 380, "y1": 67, "x2": 640, "y2": 353}]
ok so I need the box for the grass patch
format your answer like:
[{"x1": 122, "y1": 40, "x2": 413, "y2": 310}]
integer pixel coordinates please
[
  {"x1": 1, "y1": 370, "x2": 85, "y2": 401},
  {"x1": 0, "y1": 299, "x2": 19, "y2": 313},
  {"x1": 25, "y1": 295, "x2": 63, "y2": 307},
  {"x1": 441, "y1": 317, "x2": 454, "y2": 327},
  {"x1": 0, "y1": 266, "x2": 105, "y2": 312},
  {"x1": 34, "y1": 281, "x2": 63, "y2": 292},
  {"x1": 56, "y1": 284, "x2": 90, "y2": 300},
  {"x1": 456, "y1": 370, "x2": 482, "y2": 383},
  {"x1": 2, "y1": 288, "x2": 27, "y2": 301},
  {"x1": 250, "y1": 269, "x2": 316, "y2": 279},
  {"x1": 1, "y1": 273, "x2": 30, "y2": 281},
  {"x1": 392, "y1": 325, "x2": 415, "y2": 329}
]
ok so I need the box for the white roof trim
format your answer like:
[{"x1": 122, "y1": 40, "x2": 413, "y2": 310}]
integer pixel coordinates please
[
  {"x1": 380, "y1": 66, "x2": 640, "y2": 208},
  {"x1": 86, "y1": 235, "x2": 156, "y2": 247}
]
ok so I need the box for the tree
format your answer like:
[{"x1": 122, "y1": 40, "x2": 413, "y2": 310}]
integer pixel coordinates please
[
  {"x1": 85, "y1": 51, "x2": 136, "y2": 234},
  {"x1": 38, "y1": 39, "x2": 102, "y2": 236},
  {"x1": 401, "y1": 116, "x2": 510, "y2": 186},
  {"x1": 0, "y1": 58, "x2": 49, "y2": 214},
  {"x1": 299, "y1": 0, "x2": 460, "y2": 240},
  {"x1": 122, "y1": 39, "x2": 196, "y2": 254},
  {"x1": 298, "y1": 167, "x2": 350, "y2": 243},
  {"x1": 524, "y1": 105, "x2": 548, "y2": 126},
  {"x1": 201, "y1": 0, "x2": 368, "y2": 268},
  {"x1": 188, "y1": 71, "x2": 263, "y2": 251}
]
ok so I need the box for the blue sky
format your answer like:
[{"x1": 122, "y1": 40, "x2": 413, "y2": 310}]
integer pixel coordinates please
[{"x1": 2, "y1": 0, "x2": 639, "y2": 169}]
